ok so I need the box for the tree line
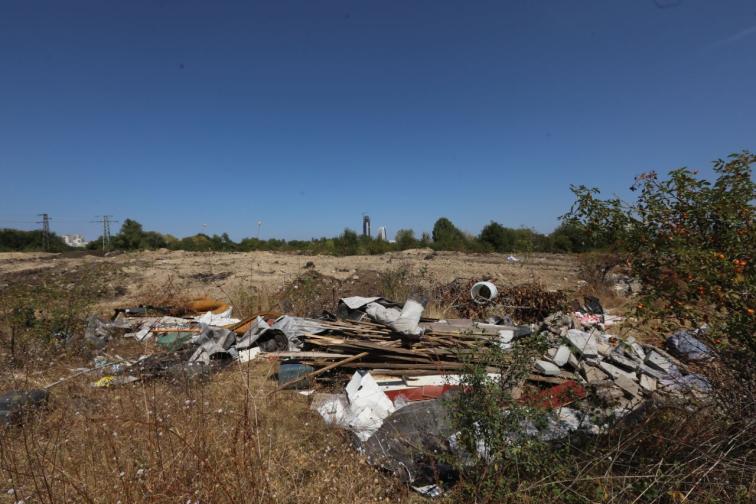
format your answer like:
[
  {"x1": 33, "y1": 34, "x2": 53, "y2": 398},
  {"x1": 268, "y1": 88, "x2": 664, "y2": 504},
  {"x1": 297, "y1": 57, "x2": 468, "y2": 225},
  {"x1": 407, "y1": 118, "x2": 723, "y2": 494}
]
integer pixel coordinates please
[
  {"x1": 91, "y1": 217, "x2": 603, "y2": 254},
  {"x1": 1, "y1": 216, "x2": 607, "y2": 256}
]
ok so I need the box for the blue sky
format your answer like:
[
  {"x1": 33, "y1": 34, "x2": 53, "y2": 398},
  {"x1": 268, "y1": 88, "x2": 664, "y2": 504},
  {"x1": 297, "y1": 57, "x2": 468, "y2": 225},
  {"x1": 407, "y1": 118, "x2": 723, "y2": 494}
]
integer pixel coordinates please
[{"x1": 1, "y1": 0, "x2": 754, "y2": 241}]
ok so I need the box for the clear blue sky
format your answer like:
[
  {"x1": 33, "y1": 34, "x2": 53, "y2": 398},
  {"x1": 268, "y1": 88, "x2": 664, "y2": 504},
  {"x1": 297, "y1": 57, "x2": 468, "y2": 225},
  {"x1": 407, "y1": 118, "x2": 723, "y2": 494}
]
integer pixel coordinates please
[{"x1": 1, "y1": 1, "x2": 754, "y2": 241}]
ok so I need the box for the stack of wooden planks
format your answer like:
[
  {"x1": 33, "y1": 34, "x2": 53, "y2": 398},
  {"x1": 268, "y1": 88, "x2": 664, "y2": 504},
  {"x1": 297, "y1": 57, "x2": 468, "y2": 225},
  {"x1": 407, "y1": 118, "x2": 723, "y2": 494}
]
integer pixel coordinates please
[{"x1": 288, "y1": 318, "x2": 530, "y2": 377}]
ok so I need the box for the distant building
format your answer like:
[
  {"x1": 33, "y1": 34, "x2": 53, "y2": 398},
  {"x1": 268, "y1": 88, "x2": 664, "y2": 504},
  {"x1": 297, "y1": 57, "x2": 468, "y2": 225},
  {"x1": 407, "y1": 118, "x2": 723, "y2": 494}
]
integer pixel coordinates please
[
  {"x1": 62, "y1": 234, "x2": 86, "y2": 248},
  {"x1": 362, "y1": 215, "x2": 371, "y2": 237},
  {"x1": 376, "y1": 226, "x2": 387, "y2": 241}
]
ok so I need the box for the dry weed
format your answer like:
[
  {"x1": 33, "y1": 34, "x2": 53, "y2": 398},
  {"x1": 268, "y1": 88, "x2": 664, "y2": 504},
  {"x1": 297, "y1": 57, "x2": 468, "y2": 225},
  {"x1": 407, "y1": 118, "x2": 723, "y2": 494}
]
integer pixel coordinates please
[{"x1": 0, "y1": 361, "x2": 426, "y2": 503}]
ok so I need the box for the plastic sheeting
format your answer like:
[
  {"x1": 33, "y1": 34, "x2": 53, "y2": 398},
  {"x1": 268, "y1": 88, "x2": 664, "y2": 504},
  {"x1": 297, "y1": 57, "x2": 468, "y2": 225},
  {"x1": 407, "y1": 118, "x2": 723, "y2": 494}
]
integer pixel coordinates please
[
  {"x1": 194, "y1": 307, "x2": 240, "y2": 326},
  {"x1": 189, "y1": 326, "x2": 237, "y2": 365},
  {"x1": 238, "y1": 315, "x2": 326, "y2": 352},
  {"x1": 311, "y1": 371, "x2": 396, "y2": 442},
  {"x1": 666, "y1": 330, "x2": 713, "y2": 361}
]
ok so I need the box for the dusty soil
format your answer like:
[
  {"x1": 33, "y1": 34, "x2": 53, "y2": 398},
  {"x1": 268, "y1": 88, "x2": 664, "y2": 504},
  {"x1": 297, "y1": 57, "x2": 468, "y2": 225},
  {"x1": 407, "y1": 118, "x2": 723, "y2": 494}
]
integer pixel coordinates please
[{"x1": 0, "y1": 249, "x2": 579, "y2": 309}]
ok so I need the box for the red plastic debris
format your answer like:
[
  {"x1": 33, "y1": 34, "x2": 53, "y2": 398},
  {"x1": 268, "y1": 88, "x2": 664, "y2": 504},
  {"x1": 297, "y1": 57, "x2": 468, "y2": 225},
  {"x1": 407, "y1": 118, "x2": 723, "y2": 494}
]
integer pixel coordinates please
[
  {"x1": 385, "y1": 385, "x2": 457, "y2": 403},
  {"x1": 520, "y1": 380, "x2": 586, "y2": 409}
]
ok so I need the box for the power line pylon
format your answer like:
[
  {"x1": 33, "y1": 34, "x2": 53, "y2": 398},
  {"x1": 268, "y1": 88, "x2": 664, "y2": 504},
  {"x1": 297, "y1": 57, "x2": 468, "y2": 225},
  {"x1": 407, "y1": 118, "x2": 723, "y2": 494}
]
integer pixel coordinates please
[
  {"x1": 92, "y1": 215, "x2": 118, "y2": 250},
  {"x1": 37, "y1": 213, "x2": 51, "y2": 251}
]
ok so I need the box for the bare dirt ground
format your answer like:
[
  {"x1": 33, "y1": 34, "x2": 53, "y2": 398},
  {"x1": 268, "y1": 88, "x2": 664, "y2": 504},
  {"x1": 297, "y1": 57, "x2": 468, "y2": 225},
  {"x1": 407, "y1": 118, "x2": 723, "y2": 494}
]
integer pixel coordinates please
[{"x1": 0, "y1": 249, "x2": 579, "y2": 310}]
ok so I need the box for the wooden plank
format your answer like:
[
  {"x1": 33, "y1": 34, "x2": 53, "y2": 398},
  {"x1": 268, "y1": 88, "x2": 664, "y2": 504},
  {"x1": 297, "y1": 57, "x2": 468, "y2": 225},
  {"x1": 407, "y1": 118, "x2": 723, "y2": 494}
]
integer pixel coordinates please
[
  {"x1": 266, "y1": 351, "x2": 352, "y2": 359},
  {"x1": 339, "y1": 361, "x2": 468, "y2": 370},
  {"x1": 272, "y1": 352, "x2": 369, "y2": 393}
]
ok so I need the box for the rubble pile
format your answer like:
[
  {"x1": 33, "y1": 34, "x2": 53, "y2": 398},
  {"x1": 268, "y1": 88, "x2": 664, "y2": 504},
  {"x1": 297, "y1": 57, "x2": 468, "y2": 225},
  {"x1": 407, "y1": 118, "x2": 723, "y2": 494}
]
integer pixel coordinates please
[{"x1": 2, "y1": 284, "x2": 717, "y2": 497}]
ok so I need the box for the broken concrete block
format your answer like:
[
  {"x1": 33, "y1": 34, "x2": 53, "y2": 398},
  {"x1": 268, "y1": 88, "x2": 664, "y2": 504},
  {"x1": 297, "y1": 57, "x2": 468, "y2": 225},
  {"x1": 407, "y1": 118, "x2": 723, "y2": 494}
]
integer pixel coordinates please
[
  {"x1": 565, "y1": 329, "x2": 598, "y2": 357},
  {"x1": 614, "y1": 374, "x2": 641, "y2": 398},
  {"x1": 645, "y1": 351, "x2": 675, "y2": 374},
  {"x1": 580, "y1": 362, "x2": 609, "y2": 384},
  {"x1": 612, "y1": 396, "x2": 644, "y2": 417},
  {"x1": 598, "y1": 361, "x2": 637, "y2": 381},
  {"x1": 629, "y1": 342, "x2": 646, "y2": 360},
  {"x1": 597, "y1": 341, "x2": 613, "y2": 357},
  {"x1": 608, "y1": 352, "x2": 640, "y2": 372},
  {"x1": 535, "y1": 360, "x2": 560, "y2": 376},
  {"x1": 553, "y1": 345, "x2": 571, "y2": 367},
  {"x1": 567, "y1": 352, "x2": 580, "y2": 369},
  {"x1": 639, "y1": 374, "x2": 657, "y2": 392},
  {"x1": 639, "y1": 364, "x2": 666, "y2": 380}
]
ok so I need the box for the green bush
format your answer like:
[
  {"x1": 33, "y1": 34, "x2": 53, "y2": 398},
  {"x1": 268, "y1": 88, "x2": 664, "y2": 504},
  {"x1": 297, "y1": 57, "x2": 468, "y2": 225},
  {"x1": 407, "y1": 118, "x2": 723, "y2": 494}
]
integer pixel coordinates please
[{"x1": 565, "y1": 151, "x2": 755, "y2": 366}]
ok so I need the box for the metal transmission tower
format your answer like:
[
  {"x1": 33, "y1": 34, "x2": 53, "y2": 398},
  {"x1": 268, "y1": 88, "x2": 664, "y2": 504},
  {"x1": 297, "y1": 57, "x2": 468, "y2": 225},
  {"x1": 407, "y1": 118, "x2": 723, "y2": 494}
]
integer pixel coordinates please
[
  {"x1": 92, "y1": 215, "x2": 118, "y2": 250},
  {"x1": 37, "y1": 213, "x2": 51, "y2": 251}
]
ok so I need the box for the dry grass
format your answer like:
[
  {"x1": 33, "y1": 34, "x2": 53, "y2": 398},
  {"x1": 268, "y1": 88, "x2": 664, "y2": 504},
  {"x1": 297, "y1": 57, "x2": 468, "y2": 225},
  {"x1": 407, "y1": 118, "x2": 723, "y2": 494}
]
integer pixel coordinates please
[{"x1": 0, "y1": 360, "x2": 426, "y2": 503}]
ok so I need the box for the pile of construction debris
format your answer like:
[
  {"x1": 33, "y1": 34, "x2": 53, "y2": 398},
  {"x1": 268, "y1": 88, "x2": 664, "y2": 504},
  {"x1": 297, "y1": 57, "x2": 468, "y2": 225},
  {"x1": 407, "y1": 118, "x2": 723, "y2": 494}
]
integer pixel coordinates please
[{"x1": 1, "y1": 283, "x2": 716, "y2": 496}]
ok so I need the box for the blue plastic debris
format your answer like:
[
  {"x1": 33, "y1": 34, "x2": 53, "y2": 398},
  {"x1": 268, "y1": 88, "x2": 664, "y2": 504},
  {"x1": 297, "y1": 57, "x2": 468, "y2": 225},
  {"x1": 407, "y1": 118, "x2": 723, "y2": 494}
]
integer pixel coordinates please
[{"x1": 666, "y1": 330, "x2": 714, "y2": 362}]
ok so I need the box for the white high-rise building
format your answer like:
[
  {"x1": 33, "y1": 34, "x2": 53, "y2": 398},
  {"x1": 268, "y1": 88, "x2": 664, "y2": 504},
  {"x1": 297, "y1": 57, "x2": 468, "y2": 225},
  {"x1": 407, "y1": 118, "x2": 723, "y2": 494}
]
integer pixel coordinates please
[{"x1": 62, "y1": 234, "x2": 86, "y2": 248}]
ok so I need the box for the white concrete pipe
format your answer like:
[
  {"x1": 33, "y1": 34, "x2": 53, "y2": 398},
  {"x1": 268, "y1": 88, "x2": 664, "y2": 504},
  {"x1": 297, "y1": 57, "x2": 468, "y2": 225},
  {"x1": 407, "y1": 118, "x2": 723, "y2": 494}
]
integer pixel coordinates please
[{"x1": 471, "y1": 281, "x2": 498, "y2": 304}]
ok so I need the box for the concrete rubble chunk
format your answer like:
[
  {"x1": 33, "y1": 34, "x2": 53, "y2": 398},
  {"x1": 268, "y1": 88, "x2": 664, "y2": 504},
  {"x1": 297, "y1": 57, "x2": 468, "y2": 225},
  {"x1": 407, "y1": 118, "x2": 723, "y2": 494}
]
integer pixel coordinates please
[
  {"x1": 613, "y1": 396, "x2": 644, "y2": 418},
  {"x1": 567, "y1": 352, "x2": 580, "y2": 369},
  {"x1": 597, "y1": 341, "x2": 613, "y2": 357},
  {"x1": 535, "y1": 360, "x2": 560, "y2": 376},
  {"x1": 553, "y1": 345, "x2": 571, "y2": 367},
  {"x1": 629, "y1": 342, "x2": 646, "y2": 360},
  {"x1": 614, "y1": 374, "x2": 641, "y2": 398},
  {"x1": 645, "y1": 351, "x2": 675, "y2": 374},
  {"x1": 639, "y1": 363, "x2": 666, "y2": 380},
  {"x1": 608, "y1": 352, "x2": 640, "y2": 371},
  {"x1": 639, "y1": 374, "x2": 657, "y2": 392},
  {"x1": 565, "y1": 329, "x2": 598, "y2": 357},
  {"x1": 598, "y1": 361, "x2": 637, "y2": 381},
  {"x1": 580, "y1": 362, "x2": 609, "y2": 384}
]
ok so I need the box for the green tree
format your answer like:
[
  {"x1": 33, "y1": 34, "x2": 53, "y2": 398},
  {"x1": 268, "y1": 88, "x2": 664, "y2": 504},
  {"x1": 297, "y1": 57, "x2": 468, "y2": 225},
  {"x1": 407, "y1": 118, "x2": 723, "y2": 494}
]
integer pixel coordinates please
[
  {"x1": 112, "y1": 219, "x2": 145, "y2": 250},
  {"x1": 395, "y1": 229, "x2": 417, "y2": 250},
  {"x1": 479, "y1": 221, "x2": 515, "y2": 252},
  {"x1": 432, "y1": 217, "x2": 467, "y2": 250},
  {"x1": 334, "y1": 229, "x2": 359, "y2": 256},
  {"x1": 566, "y1": 151, "x2": 755, "y2": 367}
]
